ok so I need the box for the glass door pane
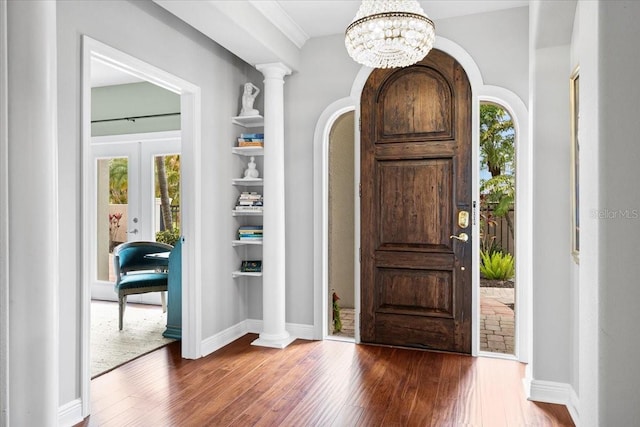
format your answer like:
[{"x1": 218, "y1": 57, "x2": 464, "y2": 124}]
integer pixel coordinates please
[
  {"x1": 96, "y1": 157, "x2": 128, "y2": 283},
  {"x1": 153, "y1": 154, "x2": 180, "y2": 243}
]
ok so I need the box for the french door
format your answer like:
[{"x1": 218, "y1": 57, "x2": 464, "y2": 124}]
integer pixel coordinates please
[{"x1": 90, "y1": 132, "x2": 181, "y2": 304}]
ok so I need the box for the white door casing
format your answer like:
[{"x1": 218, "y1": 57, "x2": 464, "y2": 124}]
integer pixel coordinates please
[{"x1": 81, "y1": 36, "x2": 202, "y2": 417}]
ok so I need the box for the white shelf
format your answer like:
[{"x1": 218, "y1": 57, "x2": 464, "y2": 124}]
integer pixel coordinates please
[
  {"x1": 232, "y1": 240, "x2": 263, "y2": 246},
  {"x1": 232, "y1": 209, "x2": 263, "y2": 216},
  {"x1": 232, "y1": 115, "x2": 264, "y2": 128},
  {"x1": 232, "y1": 114, "x2": 264, "y2": 284},
  {"x1": 232, "y1": 147, "x2": 264, "y2": 156},
  {"x1": 232, "y1": 178, "x2": 263, "y2": 187},
  {"x1": 232, "y1": 271, "x2": 263, "y2": 278}
]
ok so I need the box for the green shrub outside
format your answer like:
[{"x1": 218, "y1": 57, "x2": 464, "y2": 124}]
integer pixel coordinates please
[
  {"x1": 156, "y1": 228, "x2": 180, "y2": 246},
  {"x1": 480, "y1": 250, "x2": 515, "y2": 280}
]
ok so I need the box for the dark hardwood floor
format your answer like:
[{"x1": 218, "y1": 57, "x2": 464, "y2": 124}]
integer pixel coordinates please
[{"x1": 75, "y1": 334, "x2": 574, "y2": 426}]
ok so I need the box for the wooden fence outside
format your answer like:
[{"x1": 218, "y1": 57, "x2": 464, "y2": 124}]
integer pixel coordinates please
[{"x1": 479, "y1": 203, "x2": 515, "y2": 256}]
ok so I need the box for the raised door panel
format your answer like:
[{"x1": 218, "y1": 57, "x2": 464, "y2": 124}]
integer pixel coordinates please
[{"x1": 378, "y1": 68, "x2": 453, "y2": 140}]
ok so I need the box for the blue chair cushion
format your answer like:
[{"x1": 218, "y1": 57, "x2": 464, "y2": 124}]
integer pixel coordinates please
[
  {"x1": 117, "y1": 246, "x2": 170, "y2": 272},
  {"x1": 116, "y1": 272, "x2": 168, "y2": 291}
]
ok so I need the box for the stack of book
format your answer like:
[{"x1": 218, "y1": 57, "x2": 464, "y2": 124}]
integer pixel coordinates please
[
  {"x1": 240, "y1": 260, "x2": 262, "y2": 273},
  {"x1": 238, "y1": 225, "x2": 263, "y2": 241},
  {"x1": 235, "y1": 191, "x2": 263, "y2": 212},
  {"x1": 237, "y1": 133, "x2": 264, "y2": 148}
]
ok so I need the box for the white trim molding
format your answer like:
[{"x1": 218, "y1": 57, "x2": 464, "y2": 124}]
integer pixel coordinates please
[
  {"x1": 201, "y1": 321, "x2": 314, "y2": 358},
  {"x1": 478, "y1": 85, "x2": 531, "y2": 364},
  {"x1": 312, "y1": 98, "x2": 357, "y2": 341},
  {"x1": 201, "y1": 322, "x2": 251, "y2": 357},
  {"x1": 58, "y1": 399, "x2": 83, "y2": 427},
  {"x1": 247, "y1": 319, "x2": 314, "y2": 341},
  {"x1": 528, "y1": 380, "x2": 580, "y2": 425}
]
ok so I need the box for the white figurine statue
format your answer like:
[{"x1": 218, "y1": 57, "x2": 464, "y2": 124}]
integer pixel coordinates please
[
  {"x1": 243, "y1": 156, "x2": 260, "y2": 179},
  {"x1": 240, "y1": 82, "x2": 261, "y2": 117}
]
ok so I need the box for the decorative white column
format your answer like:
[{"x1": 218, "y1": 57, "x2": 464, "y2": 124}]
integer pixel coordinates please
[
  {"x1": 6, "y1": 1, "x2": 59, "y2": 424},
  {"x1": 252, "y1": 62, "x2": 294, "y2": 349}
]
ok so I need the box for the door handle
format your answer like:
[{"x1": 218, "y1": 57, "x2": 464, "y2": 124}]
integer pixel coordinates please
[
  {"x1": 450, "y1": 232, "x2": 469, "y2": 242},
  {"x1": 127, "y1": 228, "x2": 139, "y2": 234}
]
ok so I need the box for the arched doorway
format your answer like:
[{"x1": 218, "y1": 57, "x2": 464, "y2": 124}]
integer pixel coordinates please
[
  {"x1": 478, "y1": 101, "x2": 517, "y2": 355},
  {"x1": 359, "y1": 49, "x2": 473, "y2": 353},
  {"x1": 313, "y1": 38, "x2": 530, "y2": 362},
  {"x1": 327, "y1": 111, "x2": 356, "y2": 340}
]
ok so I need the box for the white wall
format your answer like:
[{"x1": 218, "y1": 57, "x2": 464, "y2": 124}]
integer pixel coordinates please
[
  {"x1": 436, "y1": 7, "x2": 530, "y2": 108},
  {"x1": 7, "y1": 1, "x2": 59, "y2": 423},
  {"x1": 569, "y1": 3, "x2": 580, "y2": 398},
  {"x1": 530, "y1": 43, "x2": 572, "y2": 385},
  {"x1": 597, "y1": 2, "x2": 640, "y2": 424},
  {"x1": 575, "y1": 1, "x2": 600, "y2": 424},
  {"x1": 56, "y1": 0, "x2": 261, "y2": 407}
]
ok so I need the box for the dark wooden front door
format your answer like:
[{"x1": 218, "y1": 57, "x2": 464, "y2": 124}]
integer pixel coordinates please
[{"x1": 360, "y1": 49, "x2": 472, "y2": 353}]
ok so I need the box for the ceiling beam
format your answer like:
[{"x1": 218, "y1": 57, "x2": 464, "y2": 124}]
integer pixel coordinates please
[{"x1": 153, "y1": 0, "x2": 301, "y2": 71}]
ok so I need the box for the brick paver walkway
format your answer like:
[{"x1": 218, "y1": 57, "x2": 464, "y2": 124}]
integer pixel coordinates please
[{"x1": 480, "y1": 287, "x2": 515, "y2": 354}]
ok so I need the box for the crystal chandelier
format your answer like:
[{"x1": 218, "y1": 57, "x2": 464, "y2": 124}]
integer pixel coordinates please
[{"x1": 345, "y1": 0, "x2": 435, "y2": 69}]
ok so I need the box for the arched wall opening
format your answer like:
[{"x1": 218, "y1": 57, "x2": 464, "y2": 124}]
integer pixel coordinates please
[{"x1": 313, "y1": 38, "x2": 530, "y2": 363}]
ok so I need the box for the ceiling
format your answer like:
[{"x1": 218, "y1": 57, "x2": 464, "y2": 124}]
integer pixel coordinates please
[
  {"x1": 91, "y1": 59, "x2": 144, "y2": 88},
  {"x1": 154, "y1": 0, "x2": 530, "y2": 70},
  {"x1": 96, "y1": 0, "x2": 530, "y2": 85},
  {"x1": 273, "y1": 0, "x2": 529, "y2": 40}
]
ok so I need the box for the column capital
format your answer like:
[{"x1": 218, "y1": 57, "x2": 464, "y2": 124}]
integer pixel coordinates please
[{"x1": 256, "y1": 62, "x2": 292, "y2": 80}]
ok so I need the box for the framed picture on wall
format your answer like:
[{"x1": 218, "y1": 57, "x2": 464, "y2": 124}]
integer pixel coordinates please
[{"x1": 570, "y1": 66, "x2": 580, "y2": 262}]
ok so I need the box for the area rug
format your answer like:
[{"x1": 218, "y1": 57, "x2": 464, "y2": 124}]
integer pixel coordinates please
[{"x1": 91, "y1": 300, "x2": 175, "y2": 378}]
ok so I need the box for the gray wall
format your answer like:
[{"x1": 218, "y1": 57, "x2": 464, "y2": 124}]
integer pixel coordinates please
[
  {"x1": 573, "y1": 1, "x2": 600, "y2": 424},
  {"x1": 277, "y1": 33, "x2": 362, "y2": 323},
  {"x1": 531, "y1": 43, "x2": 572, "y2": 384},
  {"x1": 91, "y1": 81, "x2": 180, "y2": 136},
  {"x1": 598, "y1": 2, "x2": 640, "y2": 424},
  {"x1": 56, "y1": 0, "x2": 261, "y2": 406}
]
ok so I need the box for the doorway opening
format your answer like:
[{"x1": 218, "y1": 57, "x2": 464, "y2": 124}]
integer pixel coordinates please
[
  {"x1": 91, "y1": 132, "x2": 181, "y2": 377},
  {"x1": 479, "y1": 102, "x2": 516, "y2": 356},
  {"x1": 81, "y1": 35, "x2": 202, "y2": 416},
  {"x1": 327, "y1": 111, "x2": 355, "y2": 340},
  {"x1": 314, "y1": 40, "x2": 530, "y2": 362}
]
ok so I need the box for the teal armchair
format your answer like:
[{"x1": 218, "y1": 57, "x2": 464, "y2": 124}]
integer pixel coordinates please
[{"x1": 112, "y1": 241, "x2": 173, "y2": 330}]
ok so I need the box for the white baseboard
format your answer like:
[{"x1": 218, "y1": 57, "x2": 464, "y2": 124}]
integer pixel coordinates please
[
  {"x1": 528, "y1": 380, "x2": 580, "y2": 425},
  {"x1": 201, "y1": 319, "x2": 315, "y2": 357},
  {"x1": 58, "y1": 398, "x2": 83, "y2": 427},
  {"x1": 200, "y1": 320, "x2": 250, "y2": 357},
  {"x1": 245, "y1": 319, "x2": 315, "y2": 341}
]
